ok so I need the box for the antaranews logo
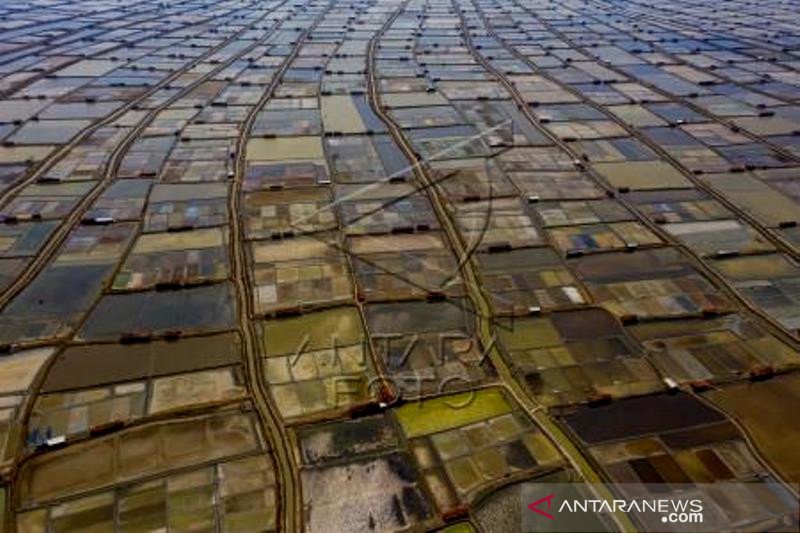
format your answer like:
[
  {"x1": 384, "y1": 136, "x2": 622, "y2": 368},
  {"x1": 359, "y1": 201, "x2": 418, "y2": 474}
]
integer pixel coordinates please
[
  {"x1": 526, "y1": 493, "x2": 703, "y2": 523},
  {"x1": 520, "y1": 482, "x2": 800, "y2": 533}
]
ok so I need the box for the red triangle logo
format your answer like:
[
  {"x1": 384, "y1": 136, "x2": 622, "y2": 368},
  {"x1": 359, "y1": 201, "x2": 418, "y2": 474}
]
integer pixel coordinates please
[{"x1": 528, "y1": 493, "x2": 556, "y2": 520}]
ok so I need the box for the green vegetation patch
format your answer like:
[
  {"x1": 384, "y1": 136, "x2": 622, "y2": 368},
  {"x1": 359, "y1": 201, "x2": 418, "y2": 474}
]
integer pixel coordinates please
[{"x1": 396, "y1": 388, "x2": 511, "y2": 438}]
